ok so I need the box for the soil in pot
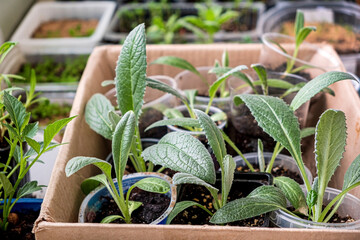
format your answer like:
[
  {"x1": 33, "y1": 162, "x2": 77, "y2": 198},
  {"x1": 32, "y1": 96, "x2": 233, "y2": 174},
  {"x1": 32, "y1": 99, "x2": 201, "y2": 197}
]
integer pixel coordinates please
[
  {"x1": 88, "y1": 187, "x2": 170, "y2": 224},
  {"x1": 139, "y1": 108, "x2": 167, "y2": 139},
  {"x1": 0, "y1": 210, "x2": 39, "y2": 240},
  {"x1": 172, "y1": 181, "x2": 267, "y2": 227},
  {"x1": 281, "y1": 22, "x2": 360, "y2": 54},
  {"x1": 32, "y1": 19, "x2": 98, "y2": 38}
]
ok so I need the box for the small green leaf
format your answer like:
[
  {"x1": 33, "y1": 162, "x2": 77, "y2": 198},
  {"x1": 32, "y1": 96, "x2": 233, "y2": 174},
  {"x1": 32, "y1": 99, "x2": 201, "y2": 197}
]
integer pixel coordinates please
[
  {"x1": 0, "y1": 172, "x2": 14, "y2": 195},
  {"x1": 163, "y1": 108, "x2": 184, "y2": 119},
  {"x1": 101, "y1": 215, "x2": 124, "y2": 223},
  {"x1": 210, "y1": 66, "x2": 255, "y2": 92},
  {"x1": 80, "y1": 174, "x2": 106, "y2": 195},
  {"x1": 132, "y1": 177, "x2": 170, "y2": 194},
  {"x1": 294, "y1": 10, "x2": 304, "y2": 36},
  {"x1": 275, "y1": 176, "x2": 307, "y2": 214},
  {"x1": 115, "y1": 23, "x2": 147, "y2": 120},
  {"x1": 195, "y1": 109, "x2": 226, "y2": 167},
  {"x1": 251, "y1": 64, "x2": 267, "y2": 95},
  {"x1": 112, "y1": 111, "x2": 136, "y2": 181},
  {"x1": 142, "y1": 132, "x2": 216, "y2": 184},
  {"x1": 146, "y1": 77, "x2": 187, "y2": 103},
  {"x1": 25, "y1": 137, "x2": 41, "y2": 154},
  {"x1": 44, "y1": 116, "x2": 76, "y2": 151},
  {"x1": 221, "y1": 155, "x2": 235, "y2": 206},
  {"x1": 151, "y1": 56, "x2": 200, "y2": 78},
  {"x1": 65, "y1": 157, "x2": 112, "y2": 180},
  {"x1": 108, "y1": 110, "x2": 122, "y2": 130},
  {"x1": 306, "y1": 189, "x2": 317, "y2": 209},
  {"x1": 3, "y1": 91, "x2": 26, "y2": 130},
  {"x1": 128, "y1": 201, "x2": 142, "y2": 216},
  {"x1": 85, "y1": 94, "x2": 114, "y2": 140},
  {"x1": 166, "y1": 201, "x2": 212, "y2": 224},
  {"x1": 257, "y1": 139, "x2": 265, "y2": 172},
  {"x1": 210, "y1": 112, "x2": 227, "y2": 122},
  {"x1": 173, "y1": 173, "x2": 218, "y2": 198},
  {"x1": 184, "y1": 90, "x2": 197, "y2": 110},
  {"x1": 145, "y1": 118, "x2": 200, "y2": 132},
  {"x1": 221, "y1": 50, "x2": 229, "y2": 67},
  {"x1": 17, "y1": 181, "x2": 44, "y2": 198},
  {"x1": 343, "y1": 154, "x2": 360, "y2": 190},
  {"x1": 300, "y1": 127, "x2": 315, "y2": 139},
  {"x1": 0, "y1": 42, "x2": 16, "y2": 64},
  {"x1": 290, "y1": 71, "x2": 359, "y2": 111},
  {"x1": 23, "y1": 122, "x2": 38, "y2": 139},
  {"x1": 296, "y1": 26, "x2": 316, "y2": 48},
  {"x1": 101, "y1": 80, "x2": 115, "y2": 87}
]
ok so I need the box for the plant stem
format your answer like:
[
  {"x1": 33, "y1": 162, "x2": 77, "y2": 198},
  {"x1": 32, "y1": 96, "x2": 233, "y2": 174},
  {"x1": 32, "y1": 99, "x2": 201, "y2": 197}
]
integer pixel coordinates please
[
  {"x1": 266, "y1": 142, "x2": 281, "y2": 173},
  {"x1": 285, "y1": 47, "x2": 299, "y2": 74}
]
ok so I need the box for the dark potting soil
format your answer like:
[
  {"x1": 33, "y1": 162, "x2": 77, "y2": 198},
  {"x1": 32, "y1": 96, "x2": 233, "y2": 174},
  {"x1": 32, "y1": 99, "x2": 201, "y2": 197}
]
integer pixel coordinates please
[
  {"x1": 139, "y1": 108, "x2": 167, "y2": 139},
  {"x1": 91, "y1": 188, "x2": 170, "y2": 224},
  {"x1": 288, "y1": 206, "x2": 356, "y2": 224},
  {"x1": 0, "y1": 210, "x2": 39, "y2": 240},
  {"x1": 236, "y1": 164, "x2": 304, "y2": 185},
  {"x1": 171, "y1": 184, "x2": 266, "y2": 227}
]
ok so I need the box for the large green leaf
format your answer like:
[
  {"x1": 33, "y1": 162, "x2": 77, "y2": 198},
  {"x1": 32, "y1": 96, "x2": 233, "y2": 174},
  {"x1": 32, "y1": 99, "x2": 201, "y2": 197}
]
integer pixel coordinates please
[
  {"x1": 210, "y1": 186, "x2": 286, "y2": 224},
  {"x1": 145, "y1": 118, "x2": 200, "y2": 132},
  {"x1": 146, "y1": 77, "x2": 187, "y2": 103},
  {"x1": 43, "y1": 116, "x2": 76, "y2": 151},
  {"x1": 17, "y1": 181, "x2": 44, "y2": 198},
  {"x1": 315, "y1": 110, "x2": 347, "y2": 197},
  {"x1": 234, "y1": 95, "x2": 302, "y2": 166},
  {"x1": 173, "y1": 173, "x2": 218, "y2": 198},
  {"x1": 3, "y1": 91, "x2": 26, "y2": 131},
  {"x1": 343, "y1": 154, "x2": 360, "y2": 190},
  {"x1": 115, "y1": 23, "x2": 147, "y2": 120},
  {"x1": 290, "y1": 71, "x2": 359, "y2": 111},
  {"x1": 65, "y1": 157, "x2": 112, "y2": 180},
  {"x1": 112, "y1": 111, "x2": 136, "y2": 181},
  {"x1": 221, "y1": 155, "x2": 235, "y2": 206},
  {"x1": 142, "y1": 132, "x2": 216, "y2": 184},
  {"x1": 132, "y1": 177, "x2": 170, "y2": 194},
  {"x1": 85, "y1": 94, "x2": 115, "y2": 140},
  {"x1": 194, "y1": 109, "x2": 226, "y2": 167},
  {"x1": 275, "y1": 176, "x2": 307, "y2": 214}
]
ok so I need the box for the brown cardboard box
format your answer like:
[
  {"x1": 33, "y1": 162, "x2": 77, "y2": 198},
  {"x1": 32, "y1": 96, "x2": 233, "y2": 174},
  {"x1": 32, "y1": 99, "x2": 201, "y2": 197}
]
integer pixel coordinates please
[{"x1": 34, "y1": 44, "x2": 360, "y2": 239}]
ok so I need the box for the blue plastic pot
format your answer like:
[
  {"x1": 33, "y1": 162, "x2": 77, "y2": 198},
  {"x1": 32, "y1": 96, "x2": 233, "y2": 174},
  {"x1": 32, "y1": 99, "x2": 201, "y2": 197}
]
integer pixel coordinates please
[
  {"x1": 78, "y1": 172, "x2": 176, "y2": 224},
  {"x1": 0, "y1": 198, "x2": 43, "y2": 219}
]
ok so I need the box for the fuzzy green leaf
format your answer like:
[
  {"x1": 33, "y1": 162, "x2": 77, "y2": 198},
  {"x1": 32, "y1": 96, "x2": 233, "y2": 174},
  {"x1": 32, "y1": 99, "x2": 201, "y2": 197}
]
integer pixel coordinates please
[
  {"x1": 112, "y1": 111, "x2": 136, "y2": 181},
  {"x1": 108, "y1": 111, "x2": 122, "y2": 130},
  {"x1": 275, "y1": 176, "x2": 307, "y2": 214},
  {"x1": 173, "y1": 173, "x2": 218, "y2": 197},
  {"x1": 315, "y1": 110, "x2": 346, "y2": 198},
  {"x1": 101, "y1": 215, "x2": 124, "y2": 223},
  {"x1": 257, "y1": 139, "x2": 265, "y2": 172},
  {"x1": 81, "y1": 174, "x2": 108, "y2": 195},
  {"x1": 142, "y1": 132, "x2": 216, "y2": 184},
  {"x1": 85, "y1": 94, "x2": 115, "y2": 140},
  {"x1": 163, "y1": 108, "x2": 184, "y2": 119},
  {"x1": 128, "y1": 201, "x2": 142, "y2": 216},
  {"x1": 146, "y1": 77, "x2": 187, "y2": 103},
  {"x1": 132, "y1": 177, "x2": 170, "y2": 194},
  {"x1": 17, "y1": 181, "x2": 44, "y2": 198},
  {"x1": 65, "y1": 157, "x2": 112, "y2": 180},
  {"x1": 343, "y1": 154, "x2": 360, "y2": 190},
  {"x1": 251, "y1": 64, "x2": 267, "y2": 94},
  {"x1": 166, "y1": 201, "x2": 210, "y2": 224},
  {"x1": 300, "y1": 127, "x2": 315, "y2": 138},
  {"x1": 221, "y1": 155, "x2": 235, "y2": 205},
  {"x1": 195, "y1": 109, "x2": 226, "y2": 167},
  {"x1": 115, "y1": 23, "x2": 147, "y2": 120},
  {"x1": 209, "y1": 66, "x2": 255, "y2": 91},
  {"x1": 290, "y1": 71, "x2": 359, "y2": 111},
  {"x1": 151, "y1": 56, "x2": 200, "y2": 79},
  {"x1": 306, "y1": 189, "x2": 317, "y2": 209},
  {"x1": 145, "y1": 118, "x2": 200, "y2": 132},
  {"x1": 43, "y1": 116, "x2": 76, "y2": 151},
  {"x1": 210, "y1": 186, "x2": 286, "y2": 224}
]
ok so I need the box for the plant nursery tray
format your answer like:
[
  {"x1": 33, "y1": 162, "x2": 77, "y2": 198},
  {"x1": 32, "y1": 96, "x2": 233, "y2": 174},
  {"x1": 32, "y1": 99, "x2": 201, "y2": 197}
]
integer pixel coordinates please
[{"x1": 33, "y1": 44, "x2": 360, "y2": 239}]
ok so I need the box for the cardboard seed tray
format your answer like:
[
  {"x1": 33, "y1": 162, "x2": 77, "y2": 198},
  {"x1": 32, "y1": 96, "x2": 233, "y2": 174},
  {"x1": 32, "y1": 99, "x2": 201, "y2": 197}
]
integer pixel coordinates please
[{"x1": 34, "y1": 44, "x2": 360, "y2": 240}]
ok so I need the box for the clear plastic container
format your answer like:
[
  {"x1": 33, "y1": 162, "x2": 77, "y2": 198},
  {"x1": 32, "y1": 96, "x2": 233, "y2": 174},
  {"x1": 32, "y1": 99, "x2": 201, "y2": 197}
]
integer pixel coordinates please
[
  {"x1": 11, "y1": 2, "x2": 116, "y2": 54},
  {"x1": 233, "y1": 152, "x2": 313, "y2": 186},
  {"x1": 271, "y1": 187, "x2": 360, "y2": 229},
  {"x1": 229, "y1": 71, "x2": 310, "y2": 129}
]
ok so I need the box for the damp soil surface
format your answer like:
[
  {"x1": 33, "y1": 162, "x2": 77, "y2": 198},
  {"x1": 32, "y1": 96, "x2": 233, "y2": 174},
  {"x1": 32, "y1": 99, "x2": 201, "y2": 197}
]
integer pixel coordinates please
[
  {"x1": 171, "y1": 182, "x2": 267, "y2": 227},
  {"x1": 32, "y1": 19, "x2": 98, "y2": 38},
  {"x1": 89, "y1": 188, "x2": 170, "y2": 224},
  {"x1": 0, "y1": 211, "x2": 39, "y2": 240}
]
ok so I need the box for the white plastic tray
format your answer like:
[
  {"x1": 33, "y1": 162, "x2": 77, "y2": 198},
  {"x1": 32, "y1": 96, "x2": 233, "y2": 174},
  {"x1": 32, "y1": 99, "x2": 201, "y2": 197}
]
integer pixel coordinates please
[{"x1": 11, "y1": 1, "x2": 116, "y2": 54}]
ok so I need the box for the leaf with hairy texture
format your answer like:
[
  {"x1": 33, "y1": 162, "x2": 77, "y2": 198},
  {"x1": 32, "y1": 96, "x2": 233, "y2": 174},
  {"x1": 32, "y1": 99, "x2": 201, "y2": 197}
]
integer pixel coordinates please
[
  {"x1": 173, "y1": 173, "x2": 218, "y2": 198},
  {"x1": 166, "y1": 201, "x2": 211, "y2": 224},
  {"x1": 65, "y1": 157, "x2": 112, "y2": 180},
  {"x1": 132, "y1": 177, "x2": 170, "y2": 194},
  {"x1": 4, "y1": 91, "x2": 26, "y2": 131},
  {"x1": 195, "y1": 109, "x2": 226, "y2": 166},
  {"x1": 306, "y1": 189, "x2": 317, "y2": 209},
  {"x1": 290, "y1": 71, "x2": 359, "y2": 111},
  {"x1": 44, "y1": 116, "x2": 76, "y2": 151},
  {"x1": 151, "y1": 56, "x2": 200, "y2": 79},
  {"x1": 145, "y1": 118, "x2": 200, "y2": 132},
  {"x1": 108, "y1": 110, "x2": 122, "y2": 130},
  {"x1": 146, "y1": 78, "x2": 187, "y2": 103},
  {"x1": 85, "y1": 94, "x2": 115, "y2": 140},
  {"x1": 221, "y1": 155, "x2": 235, "y2": 205},
  {"x1": 343, "y1": 154, "x2": 360, "y2": 190},
  {"x1": 142, "y1": 132, "x2": 216, "y2": 184},
  {"x1": 112, "y1": 111, "x2": 136, "y2": 181},
  {"x1": 210, "y1": 112, "x2": 227, "y2": 122},
  {"x1": 17, "y1": 181, "x2": 45, "y2": 198},
  {"x1": 296, "y1": 26, "x2": 316, "y2": 48},
  {"x1": 300, "y1": 127, "x2": 315, "y2": 138},
  {"x1": 128, "y1": 201, "x2": 142, "y2": 216},
  {"x1": 210, "y1": 186, "x2": 286, "y2": 224},
  {"x1": 101, "y1": 80, "x2": 115, "y2": 87},
  {"x1": 209, "y1": 65, "x2": 247, "y2": 100},
  {"x1": 184, "y1": 90, "x2": 197, "y2": 109},
  {"x1": 257, "y1": 139, "x2": 265, "y2": 172},
  {"x1": 234, "y1": 95, "x2": 302, "y2": 167},
  {"x1": 81, "y1": 174, "x2": 109, "y2": 195},
  {"x1": 251, "y1": 64, "x2": 267, "y2": 94},
  {"x1": 315, "y1": 110, "x2": 346, "y2": 198},
  {"x1": 163, "y1": 108, "x2": 184, "y2": 119},
  {"x1": 0, "y1": 172, "x2": 14, "y2": 195},
  {"x1": 115, "y1": 24, "x2": 147, "y2": 120},
  {"x1": 101, "y1": 215, "x2": 124, "y2": 223},
  {"x1": 275, "y1": 176, "x2": 307, "y2": 214}
]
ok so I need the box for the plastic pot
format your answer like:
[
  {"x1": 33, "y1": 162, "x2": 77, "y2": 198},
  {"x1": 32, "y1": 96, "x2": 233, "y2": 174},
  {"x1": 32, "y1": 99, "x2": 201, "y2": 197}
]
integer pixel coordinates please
[
  {"x1": 270, "y1": 187, "x2": 360, "y2": 229},
  {"x1": 0, "y1": 198, "x2": 43, "y2": 213},
  {"x1": 174, "y1": 66, "x2": 251, "y2": 113},
  {"x1": 78, "y1": 172, "x2": 176, "y2": 224},
  {"x1": 165, "y1": 104, "x2": 227, "y2": 136},
  {"x1": 233, "y1": 152, "x2": 313, "y2": 186}
]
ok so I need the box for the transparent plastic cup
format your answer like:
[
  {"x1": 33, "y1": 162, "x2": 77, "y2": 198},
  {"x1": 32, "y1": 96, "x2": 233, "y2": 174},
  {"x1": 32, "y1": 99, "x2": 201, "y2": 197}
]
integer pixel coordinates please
[{"x1": 270, "y1": 187, "x2": 360, "y2": 229}]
